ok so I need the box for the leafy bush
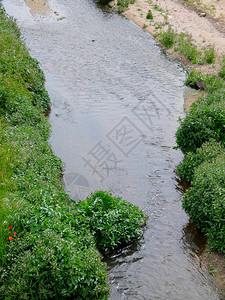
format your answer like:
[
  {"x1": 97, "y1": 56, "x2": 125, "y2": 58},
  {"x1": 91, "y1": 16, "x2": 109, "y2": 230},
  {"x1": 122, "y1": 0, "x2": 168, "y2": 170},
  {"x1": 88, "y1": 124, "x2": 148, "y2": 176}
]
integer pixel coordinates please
[
  {"x1": 177, "y1": 140, "x2": 224, "y2": 182},
  {"x1": 175, "y1": 100, "x2": 225, "y2": 154},
  {"x1": 75, "y1": 191, "x2": 148, "y2": 252},
  {"x1": 182, "y1": 155, "x2": 225, "y2": 253},
  {"x1": 160, "y1": 26, "x2": 176, "y2": 49},
  {"x1": 0, "y1": 230, "x2": 109, "y2": 299},
  {"x1": 0, "y1": 6, "x2": 110, "y2": 298}
]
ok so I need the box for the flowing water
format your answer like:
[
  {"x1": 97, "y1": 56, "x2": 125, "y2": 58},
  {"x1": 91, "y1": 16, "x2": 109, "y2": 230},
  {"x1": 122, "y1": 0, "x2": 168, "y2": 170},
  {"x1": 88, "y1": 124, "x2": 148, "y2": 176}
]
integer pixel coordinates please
[{"x1": 3, "y1": 0, "x2": 224, "y2": 299}]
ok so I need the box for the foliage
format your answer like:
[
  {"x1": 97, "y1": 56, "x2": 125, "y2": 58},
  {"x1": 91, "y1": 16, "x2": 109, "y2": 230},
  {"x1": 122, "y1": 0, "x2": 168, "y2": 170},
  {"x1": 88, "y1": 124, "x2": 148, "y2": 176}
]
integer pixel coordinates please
[
  {"x1": 177, "y1": 140, "x2": 224, "y2": 182},
  {"x1": 0, "y1": 230, "x2": 109, "y2": 299},
  {"x1": 75, "y1": 191, "x2": 148, "y2": 252},
  {"x1": 203, "y1": 45, "x2": 215, "y2": 64},
  {"x1": 0, "y1": 6, "x2": 110, "y2": 298},
  {"x1": 185, "y1": 70, "x2": 225, "y2": 92},
  {"x1": 94, "y1": 0, "x2": 111, "y2": 4},
  {"x1": 117, "y1": 0, "x2": 136, "y2": 9},
  {"x1": 160, "y1": 26, "x2": 176, "y2": 49},
  {"x1": 175, "y1": 99, "x2": 225, "y2": 154},
  {"x1": 218, "y1": 55, "x2": 225, "y2": 79},
  {"x1": 146, "y1": 9, "x2": 153, "y2": 20},
  {"x1": 182, "y1": 155, "x2": 225, "y2": 253},
  {"x1": 176, "y1": 34, "x2": 204, "y2": 64}
]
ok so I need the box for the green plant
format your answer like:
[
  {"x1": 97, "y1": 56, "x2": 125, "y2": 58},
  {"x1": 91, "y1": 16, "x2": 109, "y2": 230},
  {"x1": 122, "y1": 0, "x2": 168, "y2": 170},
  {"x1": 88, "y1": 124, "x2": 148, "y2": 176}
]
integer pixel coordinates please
[
  {"x1": 177, "y1": 34, "x2": 204, "y2": 64},
  {"x1": 0, "y1": 229, "x2": 109, "y2": 299},
  {"x1": 0, "y1": 6, "x2": 110, "y2": 298},
  {"x1": 146, "y1": 9, "x2": 153, "y2": 20},
  {"x1": 182, "y1": 155, "x2": 225, "y2": 253},
  {"x1": 75, "y1": 191, "x2": 148, "y2": 252},
  {"x1": 218, "y1": 55, "x2": 225, "y2": 79},
  {"x1": 203, "y1": 45, "x2": 215, "y2": 64},
  {"x1": 175, "y1": 100, "x2": 225, "y2": 154},
  {"x1": 160, "y1": 26, "x2": 176, "y2": 49},
  {"x1": 177, "y1": 140, "x2": 224, "y2": 182}
]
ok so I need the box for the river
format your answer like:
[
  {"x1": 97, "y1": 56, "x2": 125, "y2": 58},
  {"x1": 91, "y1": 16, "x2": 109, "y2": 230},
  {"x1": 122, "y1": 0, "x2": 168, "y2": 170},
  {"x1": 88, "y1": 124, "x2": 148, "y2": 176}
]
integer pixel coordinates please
[{"x1": 3, "y1": 0, "x2": 223, "y2": 299}]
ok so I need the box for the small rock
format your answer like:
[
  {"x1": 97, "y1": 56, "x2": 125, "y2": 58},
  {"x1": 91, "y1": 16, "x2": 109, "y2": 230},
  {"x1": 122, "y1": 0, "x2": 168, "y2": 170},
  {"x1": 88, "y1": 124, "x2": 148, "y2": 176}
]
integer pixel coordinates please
[{"x1": 200, "y1": 12, "x2": 206, "y2": 17}]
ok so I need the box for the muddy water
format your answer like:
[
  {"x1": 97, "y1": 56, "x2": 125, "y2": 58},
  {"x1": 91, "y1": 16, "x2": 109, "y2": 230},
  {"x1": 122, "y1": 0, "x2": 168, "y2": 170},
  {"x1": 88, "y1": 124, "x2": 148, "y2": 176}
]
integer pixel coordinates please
[{"x1": 3, "y1": 1, "x2": 223, "y2": 299}]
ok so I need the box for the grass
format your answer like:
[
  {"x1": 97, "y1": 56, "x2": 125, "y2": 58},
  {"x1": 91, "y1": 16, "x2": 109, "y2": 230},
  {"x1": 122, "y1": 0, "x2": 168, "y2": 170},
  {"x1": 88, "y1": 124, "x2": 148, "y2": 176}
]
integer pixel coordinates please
[{"x1": 0, "y1": 5, "x2": 148, "y2": 298}]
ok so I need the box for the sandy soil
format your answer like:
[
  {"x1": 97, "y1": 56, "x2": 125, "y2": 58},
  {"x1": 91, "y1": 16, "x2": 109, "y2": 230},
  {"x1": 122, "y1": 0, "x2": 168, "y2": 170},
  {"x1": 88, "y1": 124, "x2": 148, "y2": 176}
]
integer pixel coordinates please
[
  {"x1": 24, "y1": 0, "x2": 50, "y2": 15},
  {"x1": 112, "y1": 0, "x2": 225, "y2": 75}
]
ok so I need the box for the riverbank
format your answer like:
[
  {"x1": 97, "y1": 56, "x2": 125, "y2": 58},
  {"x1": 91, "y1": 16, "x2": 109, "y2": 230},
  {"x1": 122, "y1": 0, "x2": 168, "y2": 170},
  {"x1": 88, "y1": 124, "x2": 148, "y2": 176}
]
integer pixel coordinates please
[
  {"x1": 110, "y1": 0, "x2": 225, "y2": 296},
  {"x1": 111, "y1": 0, "x2": 225, "y2": 75}
]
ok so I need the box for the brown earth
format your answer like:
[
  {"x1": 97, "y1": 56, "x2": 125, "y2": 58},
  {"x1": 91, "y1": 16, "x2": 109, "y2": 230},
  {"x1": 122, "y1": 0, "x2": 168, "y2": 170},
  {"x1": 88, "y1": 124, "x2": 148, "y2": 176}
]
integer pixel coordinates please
[{"x1": 24, "y1": 0, "x2": 50, "y2": 15}]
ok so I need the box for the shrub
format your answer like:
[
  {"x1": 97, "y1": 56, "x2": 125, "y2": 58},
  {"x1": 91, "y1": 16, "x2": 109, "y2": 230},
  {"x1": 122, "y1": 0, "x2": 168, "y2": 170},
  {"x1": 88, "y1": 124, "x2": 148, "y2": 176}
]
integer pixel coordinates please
[
  {"x1": 160, "y1": 26, "x2": 176, "y2": 49},
  {"x1": 0, "y1": 230, "x2": 109, "y2": 299},
  {"x1": 177, "y1": 140, "x2": 224, "y2": 182},
  {"x1": 175, "y1": 100, "x2": 225, "y2": 154},
  {"x1": 75, "y1": 191, "x2": 148, "y2": 252},
  {"x1": 146, "y1": 9, "x2": 153, "y2": 20},
  {"x1": 182, "y1": 155, "x2": 225, "y2": 253}
]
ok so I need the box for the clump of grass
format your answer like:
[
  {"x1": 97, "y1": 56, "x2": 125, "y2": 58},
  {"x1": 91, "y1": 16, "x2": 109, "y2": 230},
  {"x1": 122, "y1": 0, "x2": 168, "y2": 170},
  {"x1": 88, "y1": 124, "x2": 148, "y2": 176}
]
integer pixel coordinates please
[
  {"x1": 203, "y1": 45, "x2": 215, "y2": 64},
  {"x1": 218, "y1": 55, "x2": 225, "y2": 79},
  {"x1": 117, "y1": 0, "x2": 136, "y2": 11},
  {"x1": 146, "y1": 9, "x2": 153, "y2": 20},
  {"x1": 160, "y1": 26, "x2": 177, "y2": 49},
  {"x1": 176, "y1": 33, "x2": 204, "y2": 64}
]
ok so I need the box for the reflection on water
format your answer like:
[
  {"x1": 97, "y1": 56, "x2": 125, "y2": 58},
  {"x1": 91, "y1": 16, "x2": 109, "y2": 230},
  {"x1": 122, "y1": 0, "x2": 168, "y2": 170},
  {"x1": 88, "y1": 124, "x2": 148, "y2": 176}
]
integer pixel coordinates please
[{"x1": 3, "y1": 0, "x2": 223, "y2": 299}]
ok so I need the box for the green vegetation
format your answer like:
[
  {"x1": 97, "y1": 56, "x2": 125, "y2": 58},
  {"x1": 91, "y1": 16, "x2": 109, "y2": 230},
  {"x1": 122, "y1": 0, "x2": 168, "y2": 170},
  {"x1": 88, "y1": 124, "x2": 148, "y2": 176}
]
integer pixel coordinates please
[
  {"x1": 175, "y1": 67, "x2": 225, "y2": 254},
  {"x1": 75, "y1": 191, "x2": 148, "y2": 252},
  {"x1": 218, "y1": 55, "x2": 225, "y2": 79},
  {"x1": 159, "y1": 26, "x2": 176, "y2": 49},
  {"x1": 159, "y1": 27, "x2": 215, "y2": 66},
  {"x1": 0, "y1": 6, "x2": 147, "y2": 298},
  {"x1": 182, "y1": 156, "x2": 225, "y2": 253},
  {"x1": 146, "y1": 9, "x2": 153, "y2": 20},
  {"x1": 177, "y1": 140, "x2": 224, "y2": 182},
  {"x1": 176, "y1": 34, "x2": 204, "y2": 64}
]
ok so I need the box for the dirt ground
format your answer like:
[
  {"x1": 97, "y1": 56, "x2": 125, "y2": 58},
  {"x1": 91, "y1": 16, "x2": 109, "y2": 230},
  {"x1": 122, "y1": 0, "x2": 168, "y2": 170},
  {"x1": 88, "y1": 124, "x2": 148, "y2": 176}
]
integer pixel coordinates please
[{"x1": 24, "y1": 0, "x2": 50, "y2": 15}]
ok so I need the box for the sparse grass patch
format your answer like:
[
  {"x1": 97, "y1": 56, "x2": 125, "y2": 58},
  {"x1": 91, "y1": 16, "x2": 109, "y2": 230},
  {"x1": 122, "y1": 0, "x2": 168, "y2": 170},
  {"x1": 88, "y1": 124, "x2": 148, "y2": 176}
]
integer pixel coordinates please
[{"x1": 160, "y1": 26, "x2": 176, "y2": 49}]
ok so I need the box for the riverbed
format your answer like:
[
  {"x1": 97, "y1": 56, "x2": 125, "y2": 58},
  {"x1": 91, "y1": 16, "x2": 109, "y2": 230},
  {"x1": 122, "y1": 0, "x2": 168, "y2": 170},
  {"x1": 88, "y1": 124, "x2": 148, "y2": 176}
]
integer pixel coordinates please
[{"x1": 3, "y1": 0, "x2": 224, "y2": 299}]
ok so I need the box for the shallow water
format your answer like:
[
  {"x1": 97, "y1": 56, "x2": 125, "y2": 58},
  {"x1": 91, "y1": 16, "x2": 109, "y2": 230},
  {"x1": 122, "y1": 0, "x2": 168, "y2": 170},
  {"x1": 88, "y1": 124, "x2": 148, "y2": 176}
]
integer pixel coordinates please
[{"x1": 3, "y1": 0, "x2": 223, "y2": 299}]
